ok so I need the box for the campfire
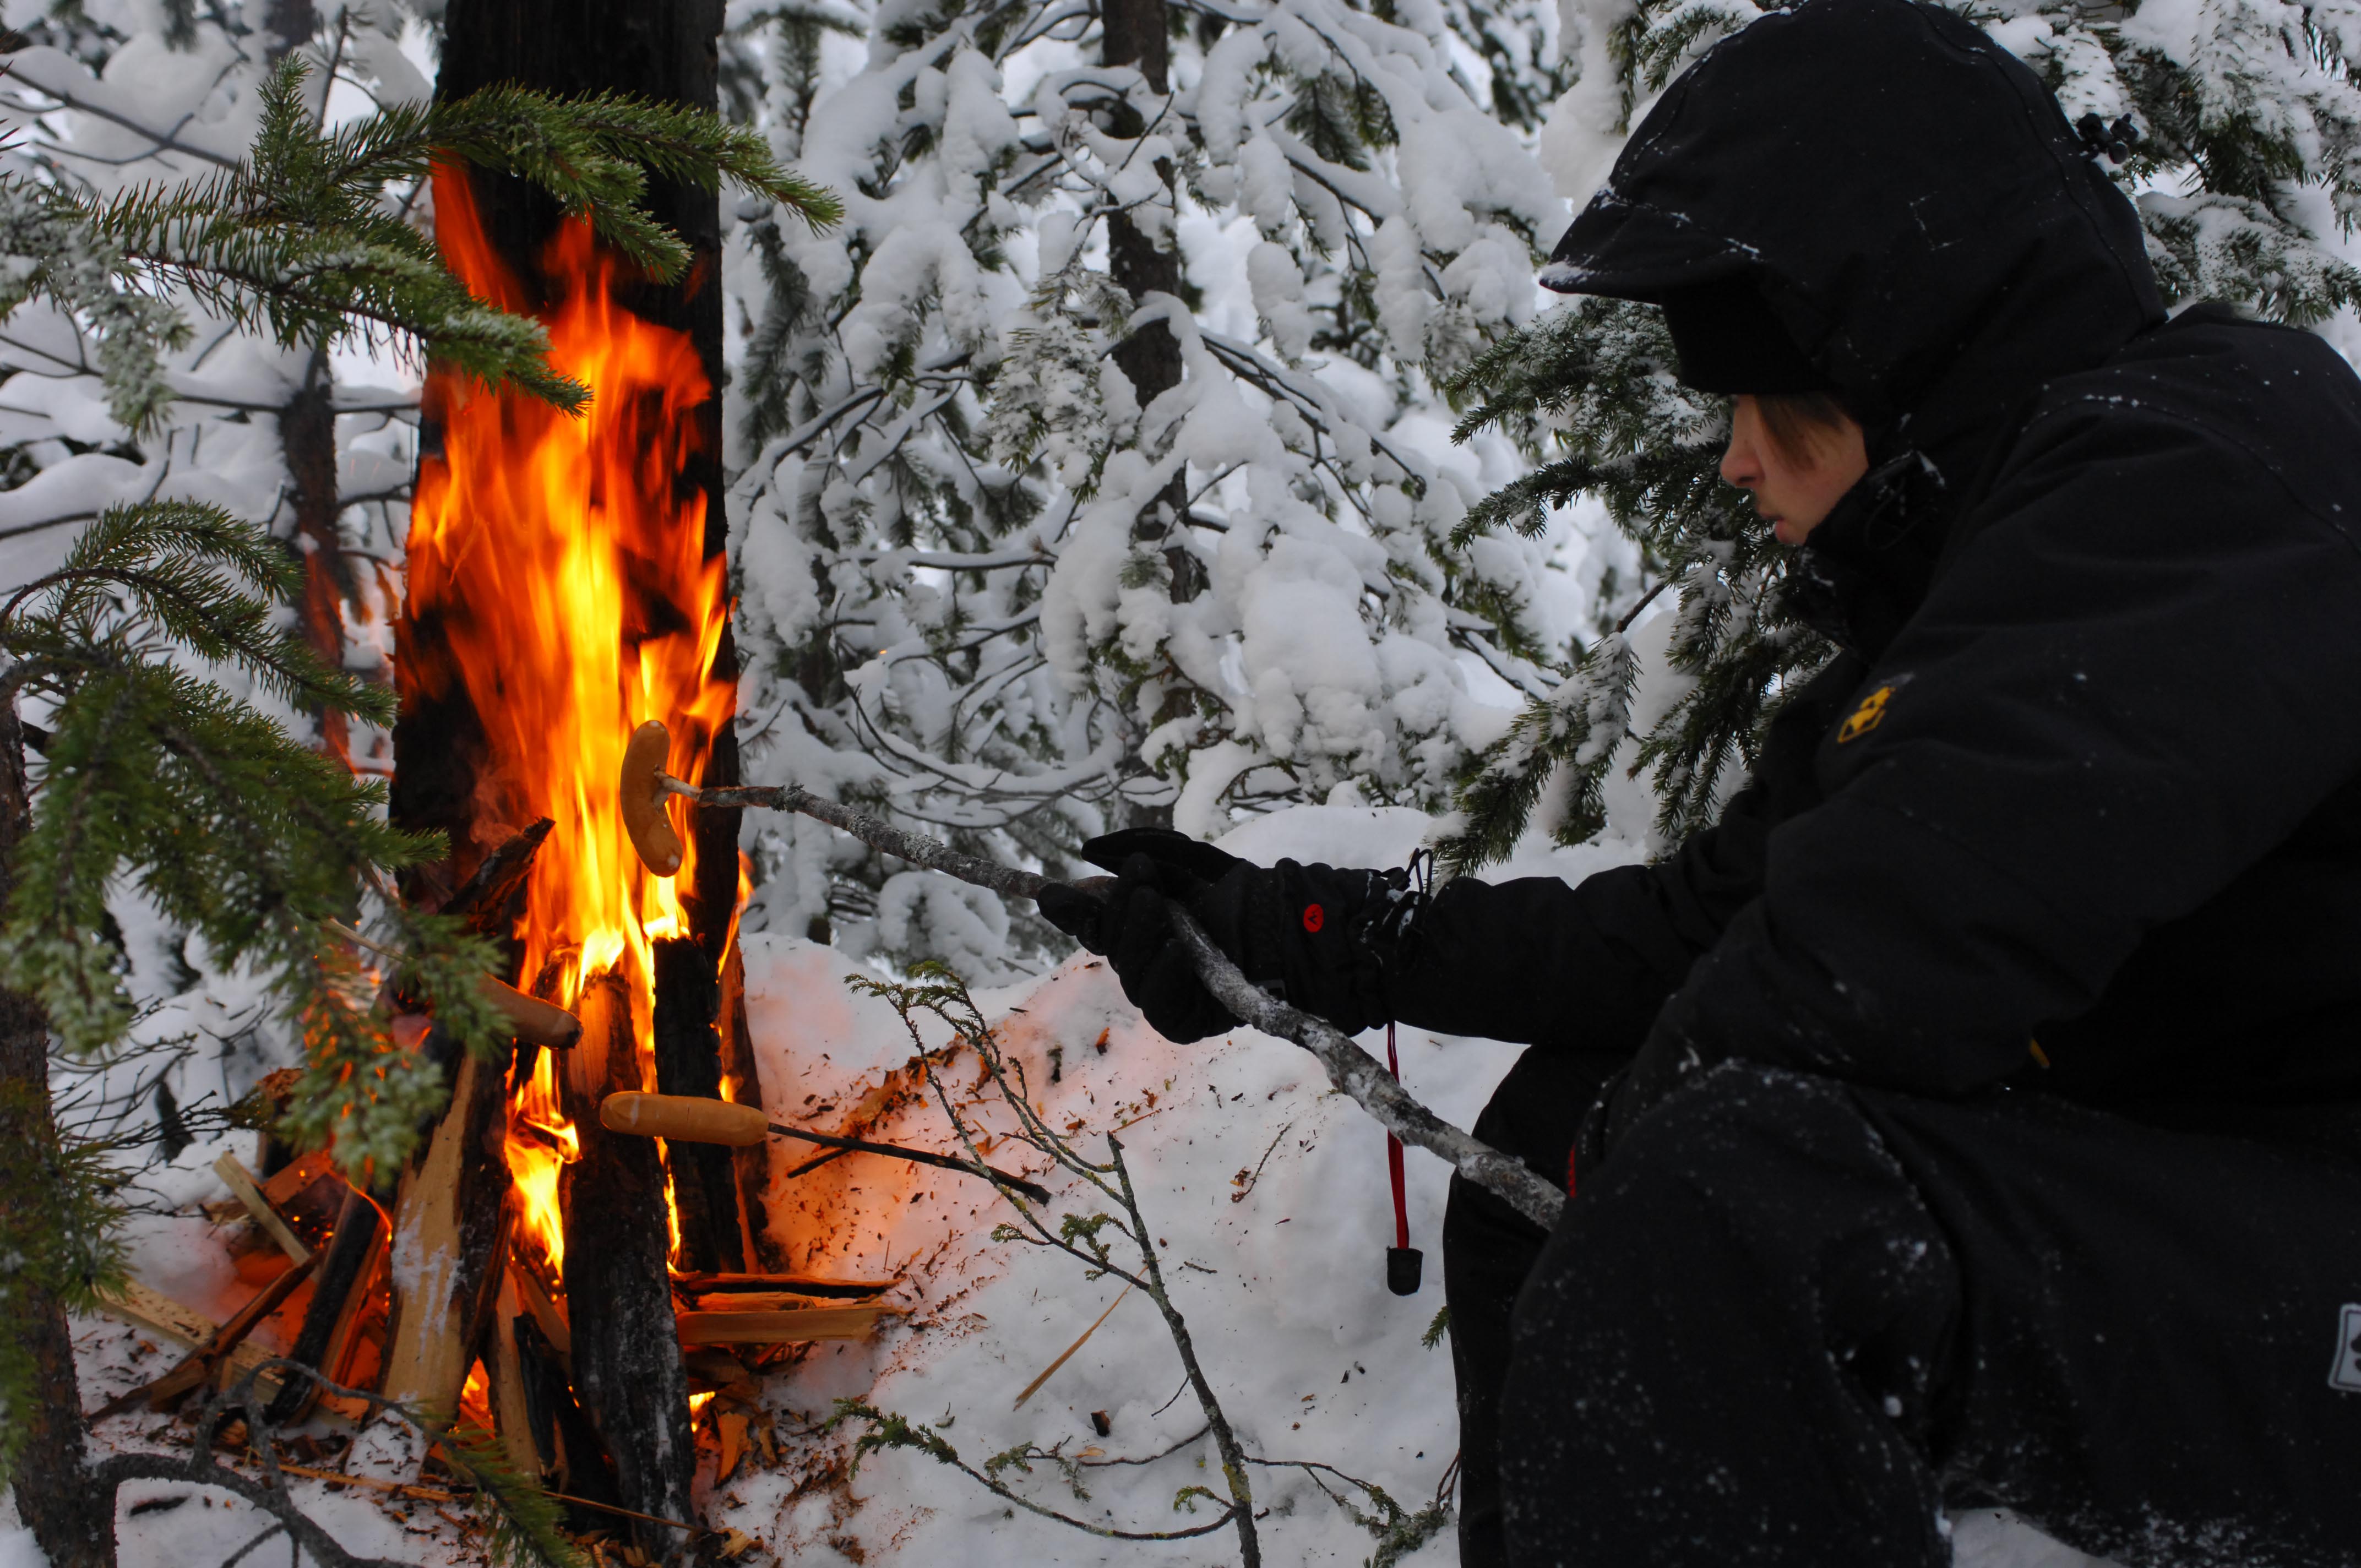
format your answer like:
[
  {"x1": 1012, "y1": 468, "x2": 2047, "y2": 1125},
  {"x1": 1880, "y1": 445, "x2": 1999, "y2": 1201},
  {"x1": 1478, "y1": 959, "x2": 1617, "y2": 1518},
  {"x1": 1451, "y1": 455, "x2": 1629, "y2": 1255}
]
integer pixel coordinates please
[
  {"x1": 86, "y1": 165, "x2": 935, "y2": 1561},
  {"x1": 176, "y1": 167, "x2": 896, "y2": 1550}
]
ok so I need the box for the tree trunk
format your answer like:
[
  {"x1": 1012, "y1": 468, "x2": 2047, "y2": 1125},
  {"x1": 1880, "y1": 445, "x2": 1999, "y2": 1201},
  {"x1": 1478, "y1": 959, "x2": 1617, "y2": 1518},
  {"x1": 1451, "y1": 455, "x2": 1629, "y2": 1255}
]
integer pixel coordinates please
[
  {"x1": 278, "y1": 349, "x2": 351, "y2": 767},
  {"x1": 1102, "y1": 0, "x2": 1183, "y2": 450},
  {"x1": 0, "y1": 706, "x2": 114, "y2": 1566},
  {"x1": 1102, "y1": 0, "x2": 1195, "y2": 829}
]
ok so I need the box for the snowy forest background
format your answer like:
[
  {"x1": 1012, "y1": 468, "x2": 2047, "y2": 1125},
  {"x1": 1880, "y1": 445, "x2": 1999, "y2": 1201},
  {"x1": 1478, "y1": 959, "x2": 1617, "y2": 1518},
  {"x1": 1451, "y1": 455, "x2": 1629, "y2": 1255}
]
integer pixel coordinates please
[{"x1": 4, "y1": 0, "x2": 2361, "y2": 1559}]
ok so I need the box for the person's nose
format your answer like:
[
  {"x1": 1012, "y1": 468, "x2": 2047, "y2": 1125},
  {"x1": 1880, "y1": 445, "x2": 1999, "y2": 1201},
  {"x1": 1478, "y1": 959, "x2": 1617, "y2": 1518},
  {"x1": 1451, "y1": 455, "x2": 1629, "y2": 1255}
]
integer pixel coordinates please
[{"x1": 1721, "y1": 435, "x2": 1759, "y2": 491}]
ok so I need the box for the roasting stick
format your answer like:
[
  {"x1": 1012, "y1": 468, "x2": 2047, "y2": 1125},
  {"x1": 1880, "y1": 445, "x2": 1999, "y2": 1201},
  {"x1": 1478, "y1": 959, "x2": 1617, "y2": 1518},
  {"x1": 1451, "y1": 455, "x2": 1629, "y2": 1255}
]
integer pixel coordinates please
[
  {"x1": 621, "y1": 723, "x2": 1567, "y2": 1230},
  {"x1": 599, "y1": 1090, "x2": 1056, "y2": 1205}
]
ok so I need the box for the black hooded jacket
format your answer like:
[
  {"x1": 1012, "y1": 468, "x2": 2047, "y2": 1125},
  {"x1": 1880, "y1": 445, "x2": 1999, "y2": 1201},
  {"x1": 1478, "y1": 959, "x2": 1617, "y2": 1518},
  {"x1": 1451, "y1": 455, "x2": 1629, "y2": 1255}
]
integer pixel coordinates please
[{"x1": 1367, "y1": 0, "x2": 2361, "y2": 1133}]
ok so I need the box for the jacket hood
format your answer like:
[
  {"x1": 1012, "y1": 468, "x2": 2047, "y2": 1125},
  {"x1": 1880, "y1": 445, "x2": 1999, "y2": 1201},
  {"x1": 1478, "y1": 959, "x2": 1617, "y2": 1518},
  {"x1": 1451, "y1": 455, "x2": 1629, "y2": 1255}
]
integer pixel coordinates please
[{"x1": 1542, "y1": 0, "x2": 2164, "y2": 451}]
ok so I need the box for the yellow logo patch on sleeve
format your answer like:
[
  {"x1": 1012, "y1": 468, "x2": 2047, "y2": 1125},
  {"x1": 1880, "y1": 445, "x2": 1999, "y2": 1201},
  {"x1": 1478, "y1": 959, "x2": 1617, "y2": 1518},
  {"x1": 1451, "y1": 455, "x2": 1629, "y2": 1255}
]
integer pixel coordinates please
[{"x1": 1837, "y1": 685, "x2": 1894, "y2": 744}]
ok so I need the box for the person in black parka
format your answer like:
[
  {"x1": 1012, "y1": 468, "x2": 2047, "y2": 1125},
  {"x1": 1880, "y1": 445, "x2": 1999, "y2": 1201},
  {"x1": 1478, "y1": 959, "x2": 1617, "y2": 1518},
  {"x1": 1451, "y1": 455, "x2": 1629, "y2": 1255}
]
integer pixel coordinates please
[{"x1": 1042, "y1": 2, "x2": 2361, "y2": 1563}]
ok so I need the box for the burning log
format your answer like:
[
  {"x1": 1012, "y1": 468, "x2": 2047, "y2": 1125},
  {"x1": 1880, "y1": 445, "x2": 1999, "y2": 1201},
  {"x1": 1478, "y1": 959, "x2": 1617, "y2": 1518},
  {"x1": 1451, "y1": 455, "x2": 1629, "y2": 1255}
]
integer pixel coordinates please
[
  {"x1": 559, "y1": 972, "x2": 697, "y2": 1558},
  {"x1": 510, "y1": 1309, "x2": 625, "y2": 1517},
  {"x1": 651, "y1": 937, "x2": 742, "y2": 1274},
  {"x1": 263, "y1": 1183, "x2": 388, "y2": 1424}
]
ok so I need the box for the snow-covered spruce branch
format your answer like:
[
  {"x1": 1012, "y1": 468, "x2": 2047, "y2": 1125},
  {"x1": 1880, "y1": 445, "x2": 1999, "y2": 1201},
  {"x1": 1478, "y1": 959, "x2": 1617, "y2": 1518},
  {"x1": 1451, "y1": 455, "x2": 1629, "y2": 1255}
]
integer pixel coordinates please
[{"x1": 684, "y1": 779, "x2": 1567, "y2": 1228}]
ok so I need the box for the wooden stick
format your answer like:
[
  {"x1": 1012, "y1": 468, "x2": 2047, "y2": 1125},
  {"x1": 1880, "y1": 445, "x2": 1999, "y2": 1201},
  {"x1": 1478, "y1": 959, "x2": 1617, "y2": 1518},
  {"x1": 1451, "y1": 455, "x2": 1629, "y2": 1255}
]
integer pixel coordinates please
[
  {"x1": 262, "y1": 1460, "x2": 456, "y2": 1504},
  {"x1": 1012, "y1": 1284, "x2": 1131, "y2": 1410},
  {"x1": 686, "y1": 1291, "x2": 884, "y2": 1313},
  {"x1": 635, "y1": 747, "x2": 1567, "y2": 1230},
  {"x1": 599, "y1": 1091, "x2": 1056, "y2": 1205},
  {"x1": 540, "y1": 1489, "x2": 703, "y2": 1536},
  {"x1": 213, "y1": 1152, "x2": 312, "y2": 1265}
]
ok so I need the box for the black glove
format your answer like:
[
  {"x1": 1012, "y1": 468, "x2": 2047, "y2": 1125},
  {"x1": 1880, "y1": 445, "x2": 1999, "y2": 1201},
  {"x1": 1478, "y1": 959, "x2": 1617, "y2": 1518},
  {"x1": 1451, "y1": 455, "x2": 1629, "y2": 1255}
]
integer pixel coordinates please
[{"x1": 1037, "y1": 827, "x2": 1412, "y2": 1043}]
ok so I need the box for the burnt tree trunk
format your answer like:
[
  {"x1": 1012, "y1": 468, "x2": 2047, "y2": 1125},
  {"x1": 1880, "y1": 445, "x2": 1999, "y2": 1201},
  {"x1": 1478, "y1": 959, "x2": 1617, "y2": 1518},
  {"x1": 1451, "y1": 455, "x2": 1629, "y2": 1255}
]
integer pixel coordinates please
[
  {"x1": 561, "y1": 975, "x2": 697, "y2": 1560},
  {"x1": 0, "y1": 706, "x2": 111, "y2": 1566},
  {"x1": 414, "y1": 7, "x2": 744, "y2": 1540},
  {"x1": 411, "y1": 0, "x2": 745, "y2": 916},
  {"x1": 420, "y1": 0, "x2": 747, "y2": 1190}
]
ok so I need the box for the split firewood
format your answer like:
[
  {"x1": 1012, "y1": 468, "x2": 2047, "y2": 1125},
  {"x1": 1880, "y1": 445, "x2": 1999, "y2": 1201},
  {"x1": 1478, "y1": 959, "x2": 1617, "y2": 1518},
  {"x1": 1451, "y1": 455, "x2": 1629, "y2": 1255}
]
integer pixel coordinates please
[
  {"x1": 259, "y1": 1147, "x2": 345, "y2": 1235},
  {"x1": 687, "y1": 1291, "x2": 889, "y2": 1314},
  {"x1": 263, "y1": 1183, "x2": 389, "y2": 1425},
  {"x1": 212, "y1": 1152, "x2": 312, "y2": 1265},
  {"x1": 379, "y1": 1049, "x2": 514, "y2": 1463},
  {"x1": 485, "y1": 1272, "x2": 542, "y2": 1483},
  {"x1": 509, "y1": 1258, "x2": 572, "y2": 1359},
  {"x1": 621, "y1": 721, "x2": 1567, "y2": 1229},
  {"x1": 651, "y1": 935, "x2": 742, "y2": 1273},
  {"x1": 598, "y1": 1090, "x2": 1055, "y2": 1204},
  {"x1": 670, "y1": 1271, "x2": 899, "y2": 1299},
  {"x1": 672, "y1": 1304, "x2": 904, "y2": 1346},
  {"x1": 88, "y1": 1253, "x2": 318, "y2": 1419},
  {"x1": 717, "y1": 943, "x2": 788, "y2": 1271},
  {"x1": 439, "y1": 818, "x2": 554, "y2": 924}
]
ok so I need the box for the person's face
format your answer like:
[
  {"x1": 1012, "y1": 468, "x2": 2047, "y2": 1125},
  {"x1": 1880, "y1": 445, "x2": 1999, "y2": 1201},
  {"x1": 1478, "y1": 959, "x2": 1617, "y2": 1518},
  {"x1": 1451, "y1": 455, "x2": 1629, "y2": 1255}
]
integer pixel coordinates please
[{"x1": 1719, "y1": 394, "x2": 1869, "y2": 546}]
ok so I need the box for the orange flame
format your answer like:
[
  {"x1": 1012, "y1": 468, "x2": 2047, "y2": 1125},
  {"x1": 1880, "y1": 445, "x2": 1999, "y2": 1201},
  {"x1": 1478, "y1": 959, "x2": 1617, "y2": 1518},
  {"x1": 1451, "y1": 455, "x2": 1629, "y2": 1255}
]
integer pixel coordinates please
[{"x1": 406, "y1": 167, "x2": 736, "y2": 1282}]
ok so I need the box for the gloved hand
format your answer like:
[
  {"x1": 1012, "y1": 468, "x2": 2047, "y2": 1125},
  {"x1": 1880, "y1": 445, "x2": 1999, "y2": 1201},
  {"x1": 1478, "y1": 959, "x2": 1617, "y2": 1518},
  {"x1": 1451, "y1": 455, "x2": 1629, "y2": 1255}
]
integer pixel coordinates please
[
  {"x1": 1037, "y1": 830, "x2": 1244, "y2": 1042},
  {"x1": 1038, "y1": 827, "x2": 1408, "y2": 1043}
]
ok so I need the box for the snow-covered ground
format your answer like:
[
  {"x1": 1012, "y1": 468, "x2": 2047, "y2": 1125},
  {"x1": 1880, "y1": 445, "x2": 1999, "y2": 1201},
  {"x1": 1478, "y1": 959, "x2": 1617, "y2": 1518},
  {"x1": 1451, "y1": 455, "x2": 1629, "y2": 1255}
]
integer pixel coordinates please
[{"x1": 6, "y1": 800, "x2": 2118, "y2": 1567}]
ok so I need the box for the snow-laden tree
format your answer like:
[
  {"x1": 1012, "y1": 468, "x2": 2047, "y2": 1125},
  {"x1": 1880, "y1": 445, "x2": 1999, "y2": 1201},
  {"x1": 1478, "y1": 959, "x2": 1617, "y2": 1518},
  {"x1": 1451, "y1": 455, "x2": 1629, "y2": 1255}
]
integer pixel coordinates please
[
  {"x1": 717, "y1": 0, "x2": 1576, "y2": 971},
  {"x1": 1438, "y1": 0, "x2": 2361, "y2": 867},
  {"x1": 0, "y1": 0, "x2": 440, "y2": 787}
]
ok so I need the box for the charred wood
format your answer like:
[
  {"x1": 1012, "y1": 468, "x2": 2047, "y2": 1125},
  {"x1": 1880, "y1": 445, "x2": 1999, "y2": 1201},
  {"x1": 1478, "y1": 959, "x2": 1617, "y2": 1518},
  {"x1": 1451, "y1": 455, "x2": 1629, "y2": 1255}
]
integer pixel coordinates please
[
  {"x1": 263, "y1": 1183, "x2": 389, "y2": 1425},
  {"x1": 652, "y1": 937, "x2": 742, "y2": 1275},
  {"x1": 559, "y1": 973, "x2": 697, "y2": 1559}
]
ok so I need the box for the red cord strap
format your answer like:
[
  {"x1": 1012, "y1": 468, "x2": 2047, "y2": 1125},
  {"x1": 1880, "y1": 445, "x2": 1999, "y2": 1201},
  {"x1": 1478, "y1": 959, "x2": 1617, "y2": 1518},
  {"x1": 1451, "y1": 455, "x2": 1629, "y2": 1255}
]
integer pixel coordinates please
[{"x1": 1386, "y1": 1022, "x2": 1409, "y2": 1250}]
